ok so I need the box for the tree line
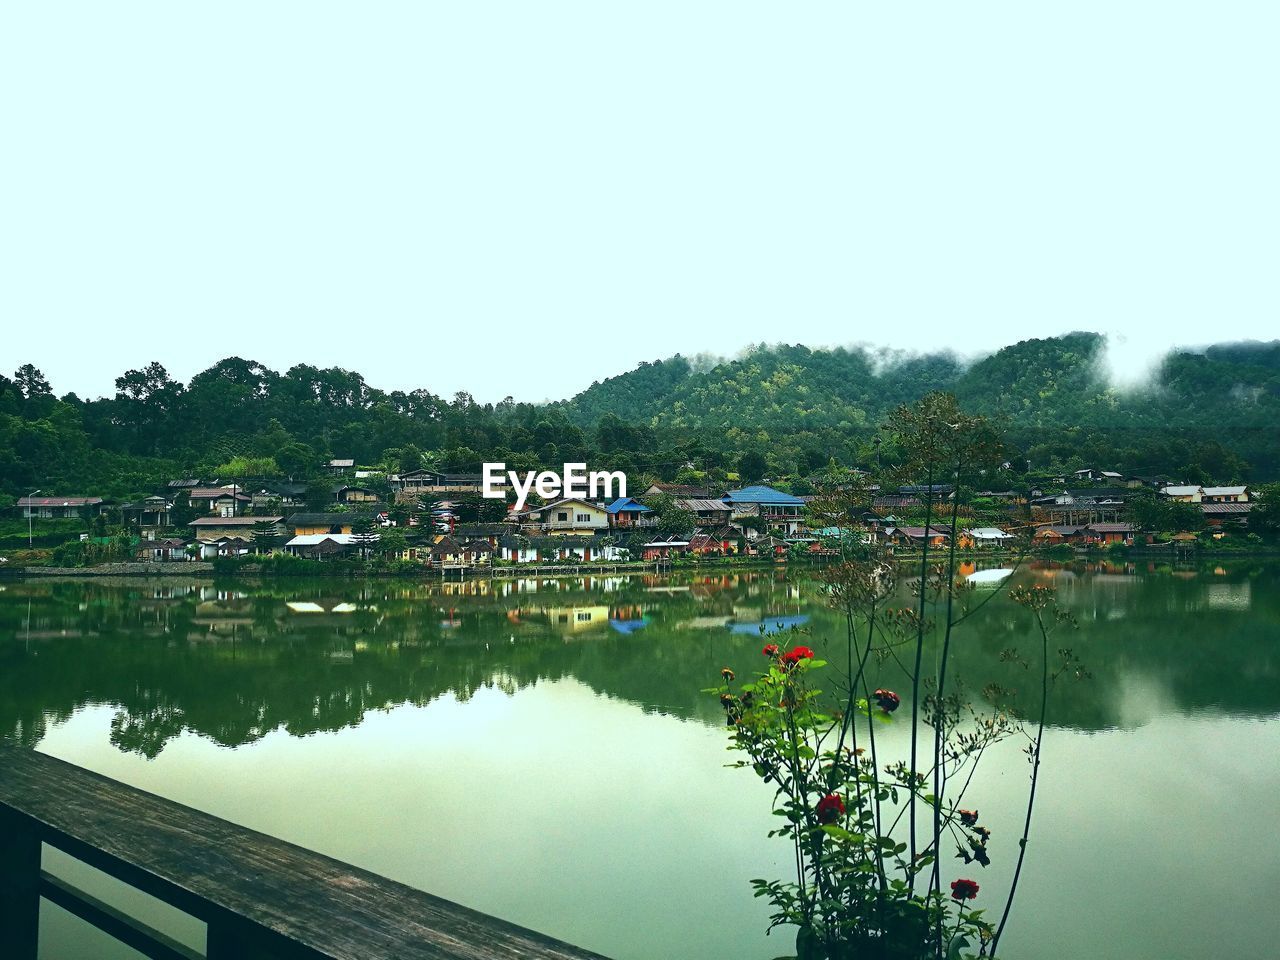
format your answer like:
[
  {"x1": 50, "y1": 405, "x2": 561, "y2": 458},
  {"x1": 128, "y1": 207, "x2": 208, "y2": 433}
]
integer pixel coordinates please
[{"x1": 2, "y1": 332, "x2": 1278, "y2": 505}]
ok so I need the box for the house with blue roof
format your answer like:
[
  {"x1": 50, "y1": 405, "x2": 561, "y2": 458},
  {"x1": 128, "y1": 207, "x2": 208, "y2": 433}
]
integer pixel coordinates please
[
  {"x1": 722, "y1": 485, "x2": 806, "y2": 538},
  {"x1": 605, "y1": 497, "x2": 656, "y2": 530}
]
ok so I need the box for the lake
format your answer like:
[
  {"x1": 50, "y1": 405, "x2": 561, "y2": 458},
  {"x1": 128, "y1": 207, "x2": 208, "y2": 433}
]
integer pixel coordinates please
[{"x1": 2, "y1": 561, "x2": 1278, "y2": 959}]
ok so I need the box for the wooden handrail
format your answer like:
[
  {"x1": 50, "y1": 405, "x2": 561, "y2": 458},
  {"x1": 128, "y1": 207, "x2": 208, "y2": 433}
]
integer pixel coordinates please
[{"x1": 0, "y1": 746, "x2": 611, "y2": 960}]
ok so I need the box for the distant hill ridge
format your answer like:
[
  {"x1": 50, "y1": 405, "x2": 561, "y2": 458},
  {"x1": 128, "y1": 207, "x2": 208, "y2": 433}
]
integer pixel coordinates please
[
  {"x1": 4, "y1": 332, "x2": 1280, "y2": 497},
  {"x1": 557, "y1": 332, "x2": 1280, "y2": 475}
]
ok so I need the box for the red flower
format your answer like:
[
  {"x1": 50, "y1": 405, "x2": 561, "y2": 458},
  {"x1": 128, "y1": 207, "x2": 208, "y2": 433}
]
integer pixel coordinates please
[
  {"x1": 873, "y1": 688, "x2": 901, "y2": 713},
  {"x1": 781, "y1": 645, "x2": 816, "y2": 667},
  {"x1": 950, "y1": 878, "x2": 980, "y2": 901},
  {"x1": 763, "y1": 643, "x2": 780, "y2": 657},
  {"x1": 958, "y1": 809, "x2": 979, "y2": 827},
  {"x1": 815, "y1": 793, "x2": 845, "y2": 824}
]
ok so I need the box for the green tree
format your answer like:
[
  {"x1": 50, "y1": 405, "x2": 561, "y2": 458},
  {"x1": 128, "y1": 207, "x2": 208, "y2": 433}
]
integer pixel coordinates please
[
  {"x1": 1250, "y1": 483, "x2": 1280, "y2": 540},
  {"x1": 739, "y1": 450, "x2": 768, "y2": 482}
]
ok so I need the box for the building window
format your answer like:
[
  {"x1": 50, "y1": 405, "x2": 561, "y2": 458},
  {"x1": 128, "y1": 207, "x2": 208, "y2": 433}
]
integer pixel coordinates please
[
  {"x1": 557, "y1": 512, "x2": 569, "y2": 522},
  {"x1": 576, "y1": 513, "x2": 592, "y2": 523},
  {"x1": 576, "y1": 612, "x2": 591, "y2": 622}
]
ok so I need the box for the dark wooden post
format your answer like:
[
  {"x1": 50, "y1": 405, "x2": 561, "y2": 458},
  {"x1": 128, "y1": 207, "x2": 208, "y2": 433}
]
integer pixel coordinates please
[{"x1": 0, "y1": 808, "x2": 41, "y2": 960}]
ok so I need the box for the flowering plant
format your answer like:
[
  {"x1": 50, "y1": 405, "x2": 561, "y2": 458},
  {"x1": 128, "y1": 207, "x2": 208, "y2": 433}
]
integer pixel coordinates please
[
  {"x1": 711, "y1": 394, "x2": 1084, "y2": 960},
  {"x1": 717, "y1": 639, "x2": 1001, "y2": 959}
]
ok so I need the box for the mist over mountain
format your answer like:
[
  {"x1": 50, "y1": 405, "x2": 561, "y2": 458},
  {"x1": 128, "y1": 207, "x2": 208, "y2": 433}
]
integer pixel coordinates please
[
  {"x1": 558, "y1": 332, "x2": 1280, "y2": 478},
  {"x1": 2, "y1": 333, "x2": 1278, "y2": 499}
]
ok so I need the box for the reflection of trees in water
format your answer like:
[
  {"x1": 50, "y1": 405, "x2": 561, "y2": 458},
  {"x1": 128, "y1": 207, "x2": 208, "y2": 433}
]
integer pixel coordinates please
[{"x1": 1, "y1": 565, "x2": 1277, "y2": 757}]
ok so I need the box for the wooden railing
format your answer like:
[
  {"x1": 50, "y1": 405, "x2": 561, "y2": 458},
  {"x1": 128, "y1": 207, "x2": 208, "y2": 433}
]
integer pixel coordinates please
[{"x1": 0, "y1": 746, "x2": 611, "y2": 960}]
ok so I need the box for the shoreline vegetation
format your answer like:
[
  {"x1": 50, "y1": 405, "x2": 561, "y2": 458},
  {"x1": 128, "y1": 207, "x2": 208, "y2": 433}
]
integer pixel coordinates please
[{"x1": 12, "y1": 540, "x2": 1279, "y2": 581}]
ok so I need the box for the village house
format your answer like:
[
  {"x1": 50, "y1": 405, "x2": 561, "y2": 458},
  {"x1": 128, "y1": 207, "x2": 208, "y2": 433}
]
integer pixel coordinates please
[
  {"x1": 189, "y1": 515, "x2": 284, "y2": 543},
  {"x1": 326, "y1": 458, "x2": 355, "y2": 475},
  {"x1": 1085, "y1": 522, "x2": 1137, "y2": 545},
  {"x1": 1072, "y1": 468, "x2": 1124, "y2": 483},
  {"x1": 674, "y1": 498, "x2": 734, "y2": 526},
  {"x1": 429, "y1": 535, "x2": 467, "y2": 566},
  {"x1": 198, "y1": 537, "x2": 255, "y2": 559},
  {"x1": 688, "y1": 533, "x2": 720, "y2": 556},
  {"x1": 1160, "y1": 485, "x2": 1203, "y2": 503},
  {"x1": 498, "y1": 535, "x2": 540, "y2": 564},
  {"x1": 333, "y1": 484, "x2": 379, "y2": 505},
  {"x1": 390, "y1": 469, "x2": 507, "y2": 500},
  {"x1": 515, "y1": 535, "x2": 623, "y2": 563},
  {"x1": 1201, "y1": 485, "x2": 1249, "y2": 503},
  {"x1": 1032, "y1": 489, "x2": 1128, "y2": 524},
  {"x1": 1033, "y1": 524, "x2": 1086, "y2": 545},
  {"x1": 451, "y1": 523, "x2": 510, "y2": 549},
  {"x1": 136, "y1": 537, "x2": 190, "y2": 561},
  {"x1": 721, "y1": 485, "x2": 806, "y2": 537},
  {"x1": 605, "y1": 497, "x2": 655, "y2": 529},
  {"x1": 966, "y1": 527, "x2": 1015, "y2": 548},
  {"x1": 120, "y1": 496, "x2": 171, "y2": 530},
  {"x1": 285, "y1": 533, "x2": 378, "y2": 560},
  {"x1": 461, "y1": 539, "x2": 494, "y2": 565},
  {"x1": 287, "y1": 513, "x2": 369, "y2": 536},
  {"x1": 250, "y1": 482, "x2": 307, "y2": 511},
  {"x1": 748, "y1": 535, "x2": 792, "y2": 558},
  {"x1": 18, "y1": 496, "x2": 106, "y2": 520},
  {"x1": 691, "y1": 525, "x2": 741, "y2": 555},
  {"x1": 885, "y1": 526, "x2": 955, "y2": 549},
  {"x1": 510, "y1": 498, "x2": 610, "y2": 536},
  {"x1": 641, "y1": 535, "x2": 691, "y2": 560},
  {"x1": 1201, "y1": 502, "x2": 1252, "y2": 532},
  {"x1": 187, "y1": 487, "x2": 252, "y2": 516}
]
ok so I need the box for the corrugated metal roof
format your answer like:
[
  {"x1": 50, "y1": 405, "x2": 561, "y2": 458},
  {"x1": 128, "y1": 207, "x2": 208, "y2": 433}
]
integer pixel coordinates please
[
  {"x1": 191, "y1": 516, "x2": 283, "y2": 526},
  {"x1": 1201, "y1": 503, "x2": 1252, "y2": 514},
  {"x1": 18, "y1": 496, "x2": 104, "y2": 507},
  {"x1": 605, "y1": 497, "x2": 651, "y2": 514},
  {"x1": 723, "y1": 485, "x2": 805, "y2": 506},
  {"x1": 675, "y1": 498, "x2": 732, "y2": 513}
]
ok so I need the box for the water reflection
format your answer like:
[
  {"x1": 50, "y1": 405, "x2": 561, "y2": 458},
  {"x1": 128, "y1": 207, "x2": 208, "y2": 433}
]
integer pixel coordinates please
[{"x1": 2, "y1": 563, "x2": 1279, "y2": 760}]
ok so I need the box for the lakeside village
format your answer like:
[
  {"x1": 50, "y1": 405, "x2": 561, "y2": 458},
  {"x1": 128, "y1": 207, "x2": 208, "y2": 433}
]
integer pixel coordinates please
[{"x1": 11, "y1": 460, "x2": 1263, "y2": 575}]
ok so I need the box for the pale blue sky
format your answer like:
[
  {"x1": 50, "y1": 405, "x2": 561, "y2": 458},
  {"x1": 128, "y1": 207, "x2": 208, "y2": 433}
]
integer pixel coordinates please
[{"x1": 2, "y1": 3, "x2": 1276, "y2": 402}]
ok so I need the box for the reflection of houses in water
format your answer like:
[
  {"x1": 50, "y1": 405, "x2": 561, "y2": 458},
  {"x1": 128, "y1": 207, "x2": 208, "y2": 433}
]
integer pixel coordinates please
[
  {"x1": 543, "y1": 605, "x2": 611, "y2": 633},
  {"x1": 505, "y1": 602, "x2": 650, "y2": 636},
  {"x1": 609, "y1": 604, "x2": 648, "y2": 634},
  {"x1": 728, "y1": 614, "x2": 809, "y2": 636},
  {"x1": 199, "y1": 586, "x2": 249, "y2": 602},
  {"x1": 146, "y1": 584, "x2": 201, "y2": 601},
  {"x1": 678, "y1": 616, "x2": 733, "y2": 630},
  {"x1": 277, "y1": 599, "x2": 381, "y2": 635},
  {"x1": 1205, "y1": 582, "x2": 1251, "y2": 611},
  {"x1": 437, "y1": 580, "x2": 493, "y2": 598},
  {"x1": 191, "y1": 598, "x2": 254, "y2": 635}
]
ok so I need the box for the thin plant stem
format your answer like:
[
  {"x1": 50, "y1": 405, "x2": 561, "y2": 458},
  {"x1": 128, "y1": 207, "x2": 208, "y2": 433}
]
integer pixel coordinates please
[
  {"x1": 909, "y1": 462, "x2": 933, "y2": 889},
  {"x1": 990, "y1": 606, "x2": 1051, "y2": 954}
]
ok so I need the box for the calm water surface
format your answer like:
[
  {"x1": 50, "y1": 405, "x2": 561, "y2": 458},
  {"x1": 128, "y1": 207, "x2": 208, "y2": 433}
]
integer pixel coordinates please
[{"x1": 2, "y1": 562, "x2": 1278, "y2": 959}]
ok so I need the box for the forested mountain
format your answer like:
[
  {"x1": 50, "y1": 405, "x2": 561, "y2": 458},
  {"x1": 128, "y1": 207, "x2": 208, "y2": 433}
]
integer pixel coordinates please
[
  {"x1": 559, "y1": 333, "x2": 1279, "y2": 480},
  {"x1": 2, "y1": 333, "x2": 1278, "y2": 502}
]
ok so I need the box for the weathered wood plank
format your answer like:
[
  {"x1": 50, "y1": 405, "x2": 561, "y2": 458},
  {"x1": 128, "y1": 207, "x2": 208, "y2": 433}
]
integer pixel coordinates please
[{"x1": 0, "y1": 747, "x2": 612, "y2": 960}]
